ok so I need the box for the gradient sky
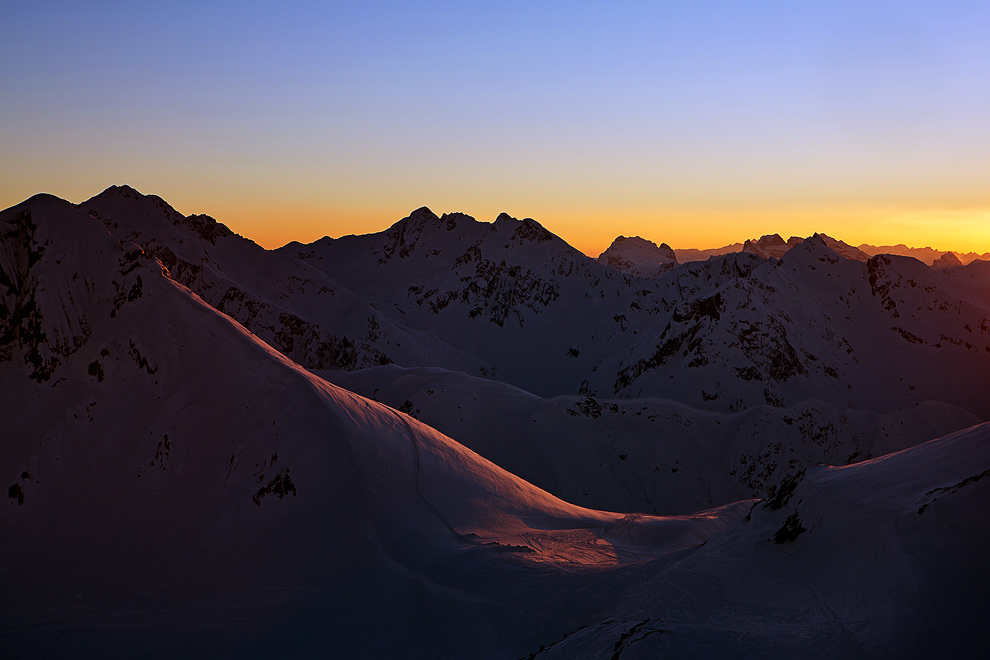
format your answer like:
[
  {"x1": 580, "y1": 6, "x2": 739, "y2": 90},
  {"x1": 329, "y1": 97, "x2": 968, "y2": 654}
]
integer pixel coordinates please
[{"x1": 2, "y1": 1, "x2": 989, "y2": 255}]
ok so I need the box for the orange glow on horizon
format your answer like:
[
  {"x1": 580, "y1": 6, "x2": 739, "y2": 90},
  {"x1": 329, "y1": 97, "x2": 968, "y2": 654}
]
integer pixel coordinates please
[{"x1": 209, "y1": 201, "x2": 990, "y2": 260}]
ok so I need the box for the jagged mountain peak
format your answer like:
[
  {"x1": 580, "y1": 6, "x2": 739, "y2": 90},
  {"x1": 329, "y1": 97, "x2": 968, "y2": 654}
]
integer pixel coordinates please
[
  {"x1": 598, "y1": 235, "x2": 677, "y2": 278},
  {"x1": 89, "y1": 184, "x2": 179, "y2": 217},
  {"x1": 389, "y1": 207, "x2": 487, "y2": 238},
  {"x1": 933, "y1": 251, "x2": 963, "y2": 269},
  {"x1": 489, "y1": 213, "x2": 553, "y2": 241},
  {"x1": 742, "y1": 233, "x2": 790, "y2": 259}
]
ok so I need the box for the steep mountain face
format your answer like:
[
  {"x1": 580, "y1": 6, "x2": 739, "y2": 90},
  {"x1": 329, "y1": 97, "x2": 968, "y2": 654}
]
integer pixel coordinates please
[
  {"x1": 0, "y1": 194, "x2": 152, "y2": 384},
  {"x1": 597, "y1": 235, "x2": 677, "y2": 278},
  {"x1": 79, "y1": 186, "x2": 487, "y2": 375},
  {"x1": 1, "y1": 194, "x2": 748, "y2": 658}
]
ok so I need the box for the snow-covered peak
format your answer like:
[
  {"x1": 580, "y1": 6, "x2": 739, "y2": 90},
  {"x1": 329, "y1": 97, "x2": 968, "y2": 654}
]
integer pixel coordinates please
[
  {"x1": 83, "y1": 185, "x2": 236, "y2": 247},
  {"x1": 597, "y1": 236, "x2": 677, "y2": 278}
]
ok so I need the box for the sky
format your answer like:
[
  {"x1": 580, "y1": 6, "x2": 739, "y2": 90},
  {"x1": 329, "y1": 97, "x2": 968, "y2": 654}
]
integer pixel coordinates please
[{"x1": 2, "y1": 1, "x2": 989, "y2": 256}]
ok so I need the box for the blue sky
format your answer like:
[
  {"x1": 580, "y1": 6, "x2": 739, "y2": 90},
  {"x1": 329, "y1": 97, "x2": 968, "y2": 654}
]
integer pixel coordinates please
[{"x1": 2, "y1": 1, "x2": 989, "y2": 252}]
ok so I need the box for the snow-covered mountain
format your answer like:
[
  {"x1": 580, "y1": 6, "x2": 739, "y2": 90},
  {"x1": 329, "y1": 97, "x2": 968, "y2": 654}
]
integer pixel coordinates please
[
  {"x1": 4, "y1": 188, "x2": 990, "y2": 657},
  {"x1": 79, "y1": 185, "x2": 488, "y2": 375},
  {"x1": 597, "y1": 235, "x2": 677, "y2": 277},
  {"x1": 588, "y1": 239, "x2": 990, "y2": 419},
  {"x1": 278, "y1": 206, "x2": 648, "y2": 394},
  {"x1": 932, "y1": 250, "x2": 963, "y2": 269},
  {"x1": 0, "y1": 193, "x2": 747, "y2": 657},
  {"x1": 282, "y1": 210, "x2": 990, "y2": 421}
]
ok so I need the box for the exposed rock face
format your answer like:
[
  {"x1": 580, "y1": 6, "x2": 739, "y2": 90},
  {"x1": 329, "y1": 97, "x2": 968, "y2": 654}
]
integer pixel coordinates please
[{"x1": 597, "y1": 236, "x2": 678, "y2": 278}]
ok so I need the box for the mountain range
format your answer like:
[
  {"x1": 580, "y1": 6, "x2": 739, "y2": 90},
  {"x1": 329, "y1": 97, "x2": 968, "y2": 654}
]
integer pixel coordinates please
[
  {"x1": 659, "y1": 233, "x2": 990, "y2": 266},
  {"x1": 3, "y1": 186, "x2": 989, "y2": 657}
]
